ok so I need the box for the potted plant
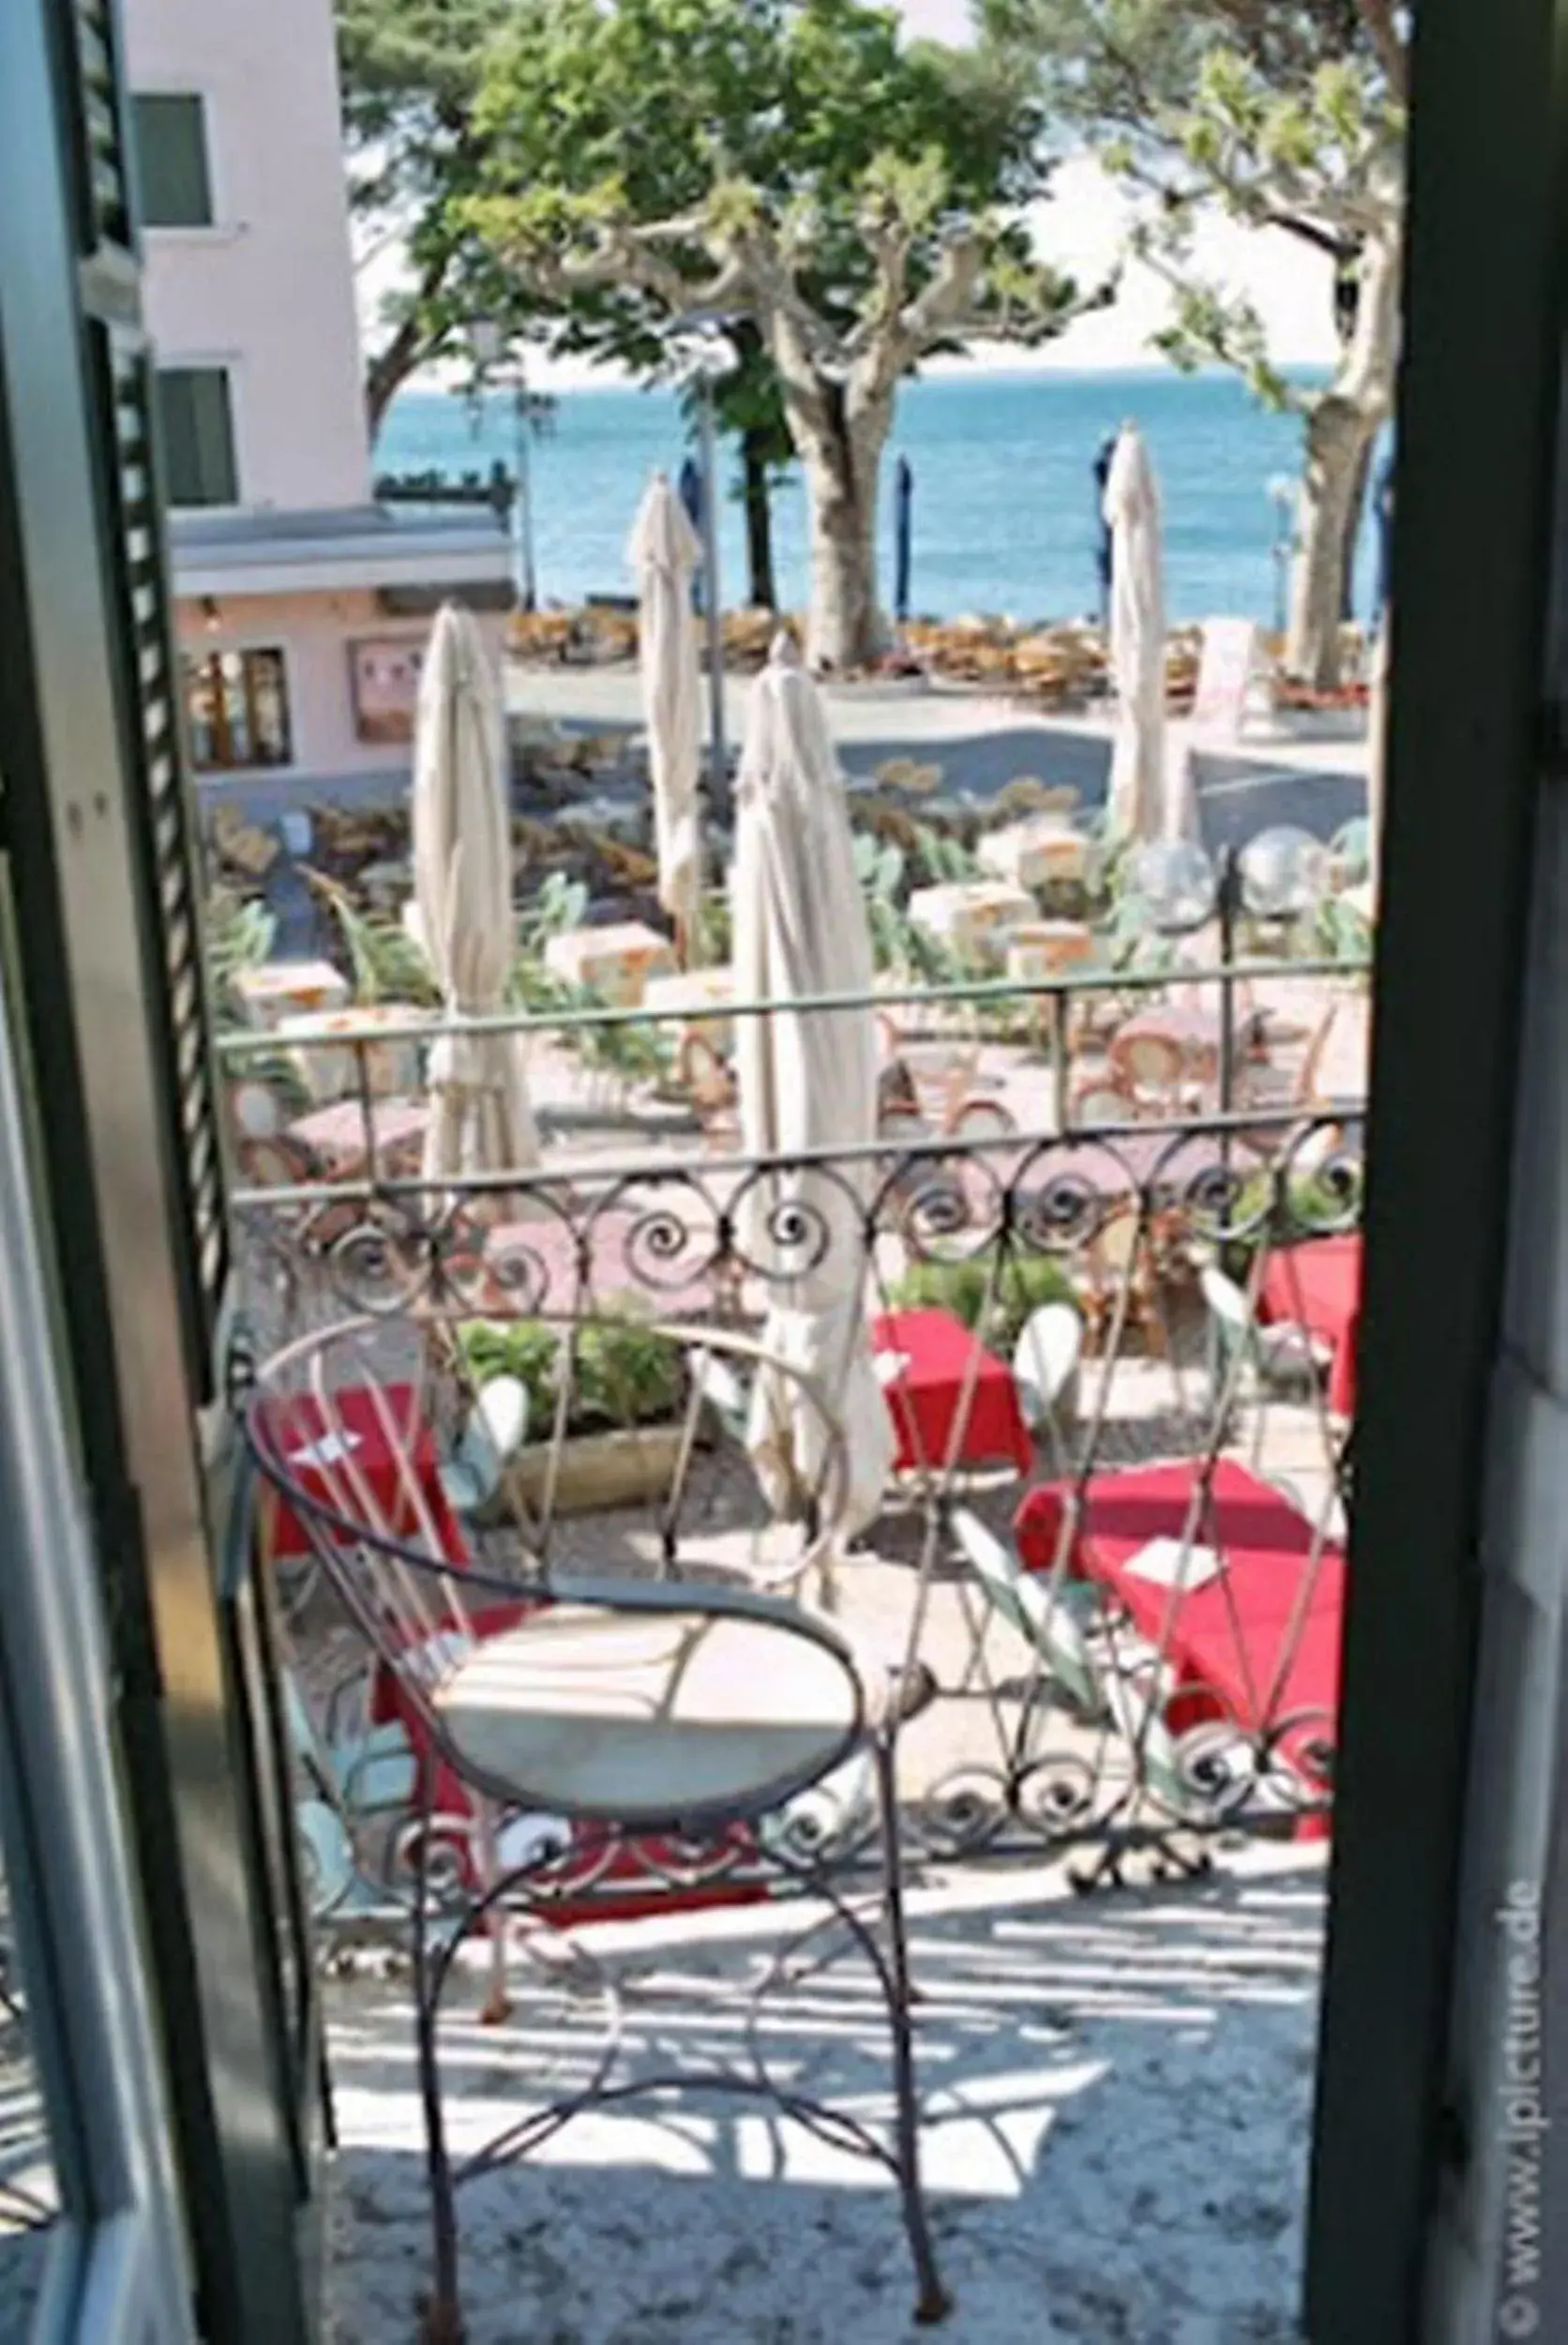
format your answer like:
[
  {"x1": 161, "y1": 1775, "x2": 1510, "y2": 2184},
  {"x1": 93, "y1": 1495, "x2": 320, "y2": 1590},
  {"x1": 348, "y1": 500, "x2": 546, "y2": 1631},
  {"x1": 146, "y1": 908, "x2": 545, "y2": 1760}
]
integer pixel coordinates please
[{"x1": 457, "y1": 1309, "x2": 689, "y2": 1515}]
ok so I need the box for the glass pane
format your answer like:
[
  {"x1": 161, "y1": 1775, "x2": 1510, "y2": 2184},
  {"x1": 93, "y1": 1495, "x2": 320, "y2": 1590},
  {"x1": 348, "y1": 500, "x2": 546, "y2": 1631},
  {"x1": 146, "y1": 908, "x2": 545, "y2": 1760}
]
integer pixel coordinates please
[
  {"x1": 156, "y1": 371, "x2": 237, "y2": 508},
  {"x1": 131, "y1": 95, "x2": 213, "y2": 230},
  {"x1": 183, "y1": 649, "x2": 290, "y2": 772}
]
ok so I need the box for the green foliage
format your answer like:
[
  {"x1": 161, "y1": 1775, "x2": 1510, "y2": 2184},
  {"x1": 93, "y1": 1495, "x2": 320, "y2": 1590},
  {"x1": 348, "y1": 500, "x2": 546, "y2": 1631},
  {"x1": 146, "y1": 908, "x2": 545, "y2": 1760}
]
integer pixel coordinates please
[
  {"x1": 309, "y1": 870, "x2": 444, "y2": 1006},
  {"x1": 986, "y1": 0, "x2": 1406, "y2": 408},
  {"x1": 890, "y1": 1247, "x2": 1078, "y2": 1354},
  {"x1": 336, "y1": 0, "x2": 521, "y2": 419},
  {"x1": 458, "y1": 1310, "x2": 686, "y2": 1433},
  {"x1": 1314, "y1": 891, "x2": 1373, "y2": 967},
  {"x1": 910, "y1": 824, "x2": 979, "y2": 885},
  {"x1": 508, "y1": 875, "x2": 674, "y2": 1087},
  {"x1": 205, "y1": 888, "x2": 277, "y2": 1023}
]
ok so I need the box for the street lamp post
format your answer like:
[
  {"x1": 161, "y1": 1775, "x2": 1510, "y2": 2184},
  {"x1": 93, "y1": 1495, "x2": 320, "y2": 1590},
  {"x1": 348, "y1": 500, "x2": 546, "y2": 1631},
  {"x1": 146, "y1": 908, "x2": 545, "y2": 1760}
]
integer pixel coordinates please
[
  {"x1": 509, "y1": 370, "x2": 539, "y2": 614},
  {"x1": 1268, "y1": 475, "x2": 1296, "y2": 641},
  {"x1": 693, "y1": 357, "x2": 729, "y2": 824},
  {"x1": 671, "y1": 312, "x2": 739, "y2": 828},
  {"x1": 472, "y1": 323, "x2": 540, "y2": 613}
]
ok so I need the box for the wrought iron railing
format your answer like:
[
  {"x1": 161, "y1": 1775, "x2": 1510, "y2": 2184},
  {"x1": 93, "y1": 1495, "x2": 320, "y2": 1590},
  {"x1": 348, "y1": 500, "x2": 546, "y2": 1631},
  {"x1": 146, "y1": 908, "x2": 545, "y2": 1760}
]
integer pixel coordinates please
[{"x1": 221, "y1": 961, "x2": 1365, "y2": 1909}]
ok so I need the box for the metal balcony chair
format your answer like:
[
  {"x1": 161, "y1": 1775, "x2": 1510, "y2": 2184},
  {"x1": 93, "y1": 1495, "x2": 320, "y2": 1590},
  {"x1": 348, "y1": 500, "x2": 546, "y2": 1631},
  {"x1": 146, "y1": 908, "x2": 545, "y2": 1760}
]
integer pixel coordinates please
[{"x1": 244, "y1": 1306, "x2": 951, "y2": 2337}]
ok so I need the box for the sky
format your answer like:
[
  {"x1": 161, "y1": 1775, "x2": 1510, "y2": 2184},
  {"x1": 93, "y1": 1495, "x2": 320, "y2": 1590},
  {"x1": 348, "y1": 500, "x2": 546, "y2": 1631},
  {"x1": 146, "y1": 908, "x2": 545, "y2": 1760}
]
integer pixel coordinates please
[{"x1": 365, "y1": 0, "x2": 1338, "y2": 389}]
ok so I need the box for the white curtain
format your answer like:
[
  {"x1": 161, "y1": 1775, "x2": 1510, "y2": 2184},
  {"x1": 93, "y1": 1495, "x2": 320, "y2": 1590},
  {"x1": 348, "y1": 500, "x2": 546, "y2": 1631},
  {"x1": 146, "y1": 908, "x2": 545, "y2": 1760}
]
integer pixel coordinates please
[
  {"x1": 414, "y1": 602, "x2": 538, "y2": 1183},
  {"x1": 732, "y1": 636, "x2": 894, "y2": 1540},
  {"x1": 629, "y1": 473, "x2": 703, "y2": 933}
]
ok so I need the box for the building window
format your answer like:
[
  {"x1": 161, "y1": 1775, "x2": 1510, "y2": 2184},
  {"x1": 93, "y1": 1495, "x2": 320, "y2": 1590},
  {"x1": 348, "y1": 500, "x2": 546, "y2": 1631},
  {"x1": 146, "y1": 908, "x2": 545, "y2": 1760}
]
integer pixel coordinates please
[
  {"x1": 184, "y1": 648, "x2": 291, "y2": 771},
  {"x1": 156, "y1": 368, "x2": 238, "y2": 507},
  {"x1": 131, "y1": 93, "x2": 214, "y2": 229}
]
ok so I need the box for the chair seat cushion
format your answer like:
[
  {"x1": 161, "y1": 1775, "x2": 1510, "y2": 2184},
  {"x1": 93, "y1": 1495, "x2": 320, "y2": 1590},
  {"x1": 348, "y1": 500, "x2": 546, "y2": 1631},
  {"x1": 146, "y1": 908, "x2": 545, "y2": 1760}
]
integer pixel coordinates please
[{"x1": 433, "y1": 1599, "x2": 863, "y2": 1825}]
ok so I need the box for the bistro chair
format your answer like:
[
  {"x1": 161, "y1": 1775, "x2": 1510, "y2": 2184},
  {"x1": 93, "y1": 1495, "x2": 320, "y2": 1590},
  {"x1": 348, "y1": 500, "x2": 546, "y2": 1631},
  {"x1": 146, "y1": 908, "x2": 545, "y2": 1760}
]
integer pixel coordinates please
[{"x1": 245, "y1": 1306, "x2": 952, "y2": 2337}]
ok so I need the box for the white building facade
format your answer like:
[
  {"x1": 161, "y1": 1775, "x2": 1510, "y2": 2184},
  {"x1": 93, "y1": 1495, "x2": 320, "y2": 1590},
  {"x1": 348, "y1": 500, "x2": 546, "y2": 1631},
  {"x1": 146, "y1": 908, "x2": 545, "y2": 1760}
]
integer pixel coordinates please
[{"x1": 122, "y1": 0, "x2": 510, "y2": 788}]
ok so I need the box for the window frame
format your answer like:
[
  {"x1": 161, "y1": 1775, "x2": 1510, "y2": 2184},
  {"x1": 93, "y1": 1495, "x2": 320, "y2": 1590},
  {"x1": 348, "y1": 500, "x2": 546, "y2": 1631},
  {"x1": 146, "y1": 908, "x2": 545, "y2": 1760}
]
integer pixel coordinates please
[
  {"x1": 128, "y1": 86, "x2": 222, "y2": 235},
  {"x1": 182, "y1": 642, "x2": 294, "y2": 774},
  {"x1": 154, "y1": 360, "x2": 241, "y2": 511}
]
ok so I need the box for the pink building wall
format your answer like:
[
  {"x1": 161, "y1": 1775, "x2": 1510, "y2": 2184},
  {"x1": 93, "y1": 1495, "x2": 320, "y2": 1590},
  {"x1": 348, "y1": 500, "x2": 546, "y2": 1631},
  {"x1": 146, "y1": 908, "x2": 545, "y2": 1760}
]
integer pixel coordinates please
[
  {"x1": 177, "y1": 591, "x2": 508, "y2": 781},
  {"x1": 124, "y1": 0, "x2": 371, "y2": 514}
]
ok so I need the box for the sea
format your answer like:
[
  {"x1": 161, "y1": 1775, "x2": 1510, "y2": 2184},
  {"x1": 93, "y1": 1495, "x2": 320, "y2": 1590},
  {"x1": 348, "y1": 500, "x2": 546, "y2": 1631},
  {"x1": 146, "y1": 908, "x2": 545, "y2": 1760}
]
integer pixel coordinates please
[{"x1": 375, "y1": 366, "x2": 1381, "y2": 628}]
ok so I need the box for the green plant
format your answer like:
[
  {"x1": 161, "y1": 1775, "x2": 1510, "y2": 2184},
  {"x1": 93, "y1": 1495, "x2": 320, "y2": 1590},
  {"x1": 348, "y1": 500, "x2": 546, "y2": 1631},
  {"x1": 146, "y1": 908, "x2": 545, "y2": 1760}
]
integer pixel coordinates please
[
  {"x1": 1315, "y1": 894, "x2": 1374, "y2": 967},
  {"x1": 308, "y1": 869, "x2": 442, "y2": 1006},
  {"x1": 910, "y1": 824, "x2": 978, "y2": 885},
  {"x1": 890, "y1": 1248, "x2": 1078, "y2": 1355},
  {"x1": 1219, "y1": 1164, "x2": 1364, "y2": 1275},
  {"x1": 205, "y1": 887, "x2": 277, "y2": 1025},
  {"x1": 457, "y1": 1310, "x2": 685, "y2": 1437},
  {"x1": 693, "y1": 888, "x2": 732, "y2": 967},
  {"x1": 519, "y1": 870, "x2": 591, "y2": 954}
]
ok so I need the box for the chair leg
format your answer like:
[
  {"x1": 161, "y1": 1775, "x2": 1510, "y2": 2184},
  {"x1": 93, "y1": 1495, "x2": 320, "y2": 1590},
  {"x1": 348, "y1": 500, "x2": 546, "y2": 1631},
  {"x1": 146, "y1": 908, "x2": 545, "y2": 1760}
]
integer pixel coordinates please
[
  {"x1": 873, "y1": 1735, "x2": 952, "y2": 2326},
  {"x1": 413, "y1": 1765, "x2": 464, "y2": 2344},
  {"x1": 473, "y1": 1802, "x2": 513, "y2": 2026}
]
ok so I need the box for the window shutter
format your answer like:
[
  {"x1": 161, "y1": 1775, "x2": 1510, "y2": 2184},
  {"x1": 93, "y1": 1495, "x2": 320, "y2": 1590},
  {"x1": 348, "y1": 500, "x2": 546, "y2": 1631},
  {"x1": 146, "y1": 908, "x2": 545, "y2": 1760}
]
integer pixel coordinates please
[{"x1": 69, "y1": 1, "x2": 232, "y2": 1399}]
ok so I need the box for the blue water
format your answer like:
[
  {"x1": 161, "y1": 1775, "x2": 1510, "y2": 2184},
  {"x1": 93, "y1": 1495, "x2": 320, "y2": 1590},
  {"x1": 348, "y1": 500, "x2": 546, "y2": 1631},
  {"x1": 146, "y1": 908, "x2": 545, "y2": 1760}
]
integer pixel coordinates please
[{"x1": 376, "y1": 367, "x2": 1377, "y2": 626}]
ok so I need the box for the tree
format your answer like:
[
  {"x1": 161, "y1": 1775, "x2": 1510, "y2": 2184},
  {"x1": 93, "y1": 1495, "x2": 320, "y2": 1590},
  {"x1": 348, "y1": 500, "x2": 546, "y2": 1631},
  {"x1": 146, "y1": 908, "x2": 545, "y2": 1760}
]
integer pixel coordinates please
[
  {"x1": 985, "y1": 0, "x2": 1407, "y2": 687},
  {"x1": 337, "y1": 0, "x2": 519, "y2": 436},
  {"x1": 456, "y1": 0, "x2": 1099, "y2": 671},
  {"x1": 339, "y1": 1, "x2": 787, "y2": 600},
  {"x1": 679, "y1": 325, "x2": 794, "y2": 613}
]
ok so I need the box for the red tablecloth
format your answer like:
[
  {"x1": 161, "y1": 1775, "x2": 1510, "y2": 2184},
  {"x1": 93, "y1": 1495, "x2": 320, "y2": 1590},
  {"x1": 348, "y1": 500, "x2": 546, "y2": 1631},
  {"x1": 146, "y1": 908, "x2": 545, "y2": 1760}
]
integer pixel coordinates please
[
  {"x1": 260, "y1": 1383, "x2": 468, "y2": 1566},
  {"x1": 1259, "y1": 1235, "x2": 1362, "y2": 1418},
  {"x1": 1015, "y1": 1459, "x2": 1343, "y2": 1789},
  {"x1": 872, "y1": 1309, "x2": 1033, "y2": 1476}
]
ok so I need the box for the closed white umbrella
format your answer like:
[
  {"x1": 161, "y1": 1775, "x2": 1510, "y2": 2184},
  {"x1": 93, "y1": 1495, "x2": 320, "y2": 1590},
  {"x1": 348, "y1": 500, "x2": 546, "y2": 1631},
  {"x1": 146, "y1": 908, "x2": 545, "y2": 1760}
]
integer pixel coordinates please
[
  {"x1": 629, "y1": 473, "x2": 703, "y2": 946},
  {"x1": 732, "y1": 634, "x2": 894, "y2": 1540},
  {"x1": 414, "y1": 602, "x2": 539, "y2": 1184},
  {"x1": 1104, "y1": 424, "x2": 1169, "y2": 841}
]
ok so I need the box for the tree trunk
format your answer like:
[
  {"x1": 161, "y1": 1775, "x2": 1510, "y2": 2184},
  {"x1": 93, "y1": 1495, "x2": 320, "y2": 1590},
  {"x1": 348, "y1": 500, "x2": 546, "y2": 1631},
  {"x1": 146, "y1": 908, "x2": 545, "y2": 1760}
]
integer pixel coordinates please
[
  {"x1": 1288, "y1": 400, "x2": 1380, "y2": 689},
  {"x1": 1341, "y1": 431, "x2": 1374, "y2": 623},
  {"x1": 1286, "y1": 224, "x2": 1403, "y2": 689},
  {"x1": 741, "y1": 427, "x2": 776, "y2": 611},
  {"x1": 798, "y1": 406, "x2": 888, "y2": 673}
]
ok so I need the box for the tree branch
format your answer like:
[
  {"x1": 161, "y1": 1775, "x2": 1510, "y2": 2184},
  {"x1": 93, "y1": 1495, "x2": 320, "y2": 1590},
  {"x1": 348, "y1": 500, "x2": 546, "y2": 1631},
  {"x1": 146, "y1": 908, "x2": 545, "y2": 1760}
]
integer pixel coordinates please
[
  {"x1": 1355, "y1": 0, "x2": 1409, "y2": 101},
  {"x1": 363, "y1": 247, "x2": 453, "y2": 436}
]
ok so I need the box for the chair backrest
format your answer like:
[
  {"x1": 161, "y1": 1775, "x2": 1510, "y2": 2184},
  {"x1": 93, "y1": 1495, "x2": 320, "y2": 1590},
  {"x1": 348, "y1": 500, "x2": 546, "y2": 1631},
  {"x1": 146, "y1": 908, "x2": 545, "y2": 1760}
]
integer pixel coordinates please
[
  {"x1": 691, "y1": 1346, "x2": 752, "y2": 1443},
  {"x1": 950, "y1": 1507, "x2": 1100, "y2": 1717},
  {"x1": 1012, "y1": 1305, "x2": 1084, "y2": 1430},
  {"x1": 1199, "y1": 1262, "x2": 1252, "y2": 1336},
  {"x1": 1113, "y1": 1027, "x2": 1188, "y2": 1098},
  {"x1": 456, "y1": 1373, "x2": 530, "y2": 1502},
  {"x1": 1071, "y1": 1075, "x2": 1136, "y2": 1126}
]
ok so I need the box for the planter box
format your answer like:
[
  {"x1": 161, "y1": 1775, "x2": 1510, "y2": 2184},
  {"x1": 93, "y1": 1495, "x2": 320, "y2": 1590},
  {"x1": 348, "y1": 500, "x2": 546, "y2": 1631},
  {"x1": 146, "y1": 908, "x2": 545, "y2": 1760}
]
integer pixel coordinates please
[{"x1": 508, "y1": 1421, "x2": 687, "y2": 1516}]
